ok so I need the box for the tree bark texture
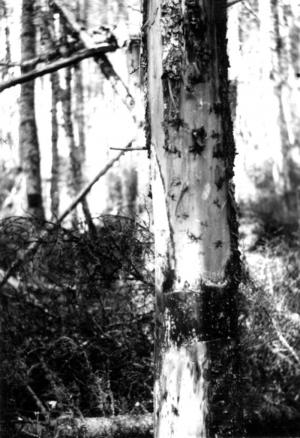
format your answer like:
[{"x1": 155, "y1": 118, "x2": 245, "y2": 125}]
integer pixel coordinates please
[
  {"x1": 74, "y1": 1, "x2": 94, "y2": 229},
  {"x1": 61, "y1": 64, "x2": 81, "y2": 224},
  {"x1": 19, "y1": 0, "x2": 45, "y2": 220},
  {"x1": 144, "y1": 1, "x2": 242, "y2": 436},
  {"x1": 37, "y1": 0, "x2": 61, "y2": 219},
  {"x1": 50, "y1": 70, "x2": 60, "y2": 219}
]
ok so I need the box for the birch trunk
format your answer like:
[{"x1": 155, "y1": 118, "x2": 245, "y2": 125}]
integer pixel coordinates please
[
  {"x1": 19, "y1": 0, "x2": 45, "y2": 220},
  {"x1": 144, "y1": 1, "x2": 242, "y2": 436}
]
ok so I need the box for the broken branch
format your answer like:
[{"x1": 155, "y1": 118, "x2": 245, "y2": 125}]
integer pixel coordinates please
[
  {"x1": 50, "y1": 0, "x2": 135, "y2": 111},
  {"x1": 227, "y1": 0, "x2": 242, "y2": 7},
  {"x1": 0, "y1": 44, "x2": 116, "y2": 93},
  {"x1": 57, "y1": 140, "x2": 133, "y2": 224},
  {"x1": 109, "y1": 147, "x2": 147, "y2": 151}
]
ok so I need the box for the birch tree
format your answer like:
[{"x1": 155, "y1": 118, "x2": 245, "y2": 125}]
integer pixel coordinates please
[
  {"x1": 144, "y1": 1, "x2": 242, "y2": 436},
  {"x1": 19, "y1": 0, "x2": 44, "y2": 220}
]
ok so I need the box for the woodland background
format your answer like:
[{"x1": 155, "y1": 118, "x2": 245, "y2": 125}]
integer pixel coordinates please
[{"x1": 0, "y1": 0, "x2": 300, "y2": 437}]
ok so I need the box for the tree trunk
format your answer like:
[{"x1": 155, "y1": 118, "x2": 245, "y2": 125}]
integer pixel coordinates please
[
  {"x1": 50, "y1": 69, "x2": 60, "y2": 219},
  {"x1": 74, "y1": 0, "x2": 95, "y2": 230},
  {"x1": 144, "y1": 1, "x2": 242, "y2": 436},
  {"x1": 19, "y1": 0, "x2": 45, "y2": 220}
]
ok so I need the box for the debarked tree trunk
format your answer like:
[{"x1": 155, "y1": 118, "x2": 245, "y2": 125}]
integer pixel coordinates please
[{"x1": 144, "y1": 1, "x2": 243, "y2": 436}]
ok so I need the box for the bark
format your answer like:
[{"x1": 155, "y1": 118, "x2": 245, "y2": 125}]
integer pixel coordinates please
[
  {"x1": 19, "y1": 0, "x2": 45, "y2": 220},
  {"x1": 1, "y1": 0, "x2": 11, "y2": 79},
  {"x1": 37, "y1": 0, "x2": 61, "y2": 219},
  {"x1": 73, "y1": 1, "x2": 94, "y2": 228},
  {"x1": 61, "y1": 64, "x2": 80, "y2": 224},
  {"x1": 50, "y1": 70, "x2": 60, "y2": 218},
  {"x1": 144, "y1": 1, "x2": 242, "y2": 436}
]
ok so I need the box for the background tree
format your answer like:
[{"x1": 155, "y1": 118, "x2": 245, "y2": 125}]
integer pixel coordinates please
[
  {"x1": 144, "y1": 0, "x2": 242, "y2": 436},
  {"x1": 19, "y1": 0, "x2": 45, "y2": 220},
  {"x1": 229, "y1": 0, "x2": 300, "y2": 220}
]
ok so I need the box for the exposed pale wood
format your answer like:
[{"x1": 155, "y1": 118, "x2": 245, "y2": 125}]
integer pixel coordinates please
[
  {"x1": 0, "y1": 44, "x2": 116, "y2": 93},
  {"x1": 145, "y1": 0, "x2": 242, "y2": 436}
]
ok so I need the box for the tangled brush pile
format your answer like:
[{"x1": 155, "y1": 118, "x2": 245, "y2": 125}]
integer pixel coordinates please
[{"x1": 0, "y1": 215, "x2": 154, "y2": 437}]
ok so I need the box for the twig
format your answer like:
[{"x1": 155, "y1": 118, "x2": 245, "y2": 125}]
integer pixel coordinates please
[
  {"x1": 0, "y1": 44, "x2": 115, "y2": 93},
  {"x1": 25, "y1": 385, "x2": 48, "y2": 416},
  {"x1": 227, "y1": 0, "x2": 242, "y2": 7},
  {"x1": 242, "y1": 0, "x2": 259, "y2": 22},
  {"x1": 271, "y1": 317, "x2": 300, "y2": 364},
  {"x1": 109, "y1": 147, "x2": 147, "y2": 151},
  {"x1": 0, "y1": 141, "x2": 133, "y2": 291}
]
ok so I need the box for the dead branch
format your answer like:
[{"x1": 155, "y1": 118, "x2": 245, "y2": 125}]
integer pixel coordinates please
[
  {"x1": 50, "y1": 0, "x2": 135, "y2": 112},
  {"x1": 0, "y1": 43, "x2": 83, "y2": 69},
  {"x1": 57, "y1": 140, "x2": 133, "y2": 224},
  {"x1": 25, "y1": 385, "x2": 48, "y2": 416},
  {"x1": 110, "y1": 147, "x2": 147, "y2": 151},
  {"x1": 227, "y1": 0, "x2": 242, "y2": 7},
  {"x1": 0, "y1": 141, "x2": 133, "y2": 291},
  {"x1": 271, "y1": 317, "x2": 300, "y2": 364},
  {"x1": 0, "y1": 44, "x2": 116, "y2": 93}
]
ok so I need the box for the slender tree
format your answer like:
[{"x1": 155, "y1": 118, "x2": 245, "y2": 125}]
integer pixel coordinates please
[
  {"x1": 19, "y1": 0, "x2": 45, "y2": 220},
  {"x1": 144, "y1": 1, "x2": 242, "y2": 436},
  {"x1": 37, "y1": 0, "x2": 61, "y2": 218}
]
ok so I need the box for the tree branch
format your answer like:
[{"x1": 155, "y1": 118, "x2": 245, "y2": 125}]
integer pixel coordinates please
[
  {"x1": 0, "y1": 44, "x2": 116, "y2": 93},
  {"x1": 25, "y1": 385, "x2": 48, "y2": 416},
  {"x1": 227, "y1": 0, "x2": 242, "y2": 7},
  {"x1": 271, "y1": 317, "x2": 300, "y2": 365},
  {"x1": 0, "y1": 43, "x2": 83, "y2": 69},
  {"x1": 57, "y1": 140, "x2": 133, "y2": 224},
  {"x1": 50, "y1": 0, "x2": 135, "y2": 112}
]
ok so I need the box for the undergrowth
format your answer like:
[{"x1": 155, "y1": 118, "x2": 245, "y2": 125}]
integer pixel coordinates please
[
  {"x1": 0, "y1": 211, "x2": 299, "y2": 437},
  {"x1": 0, "y1": 215, "x2": 154, "y2": 437}
]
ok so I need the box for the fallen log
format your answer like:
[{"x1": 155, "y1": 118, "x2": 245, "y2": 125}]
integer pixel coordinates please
[
  {"x1": 71, "y1": 414, "x2": 153, "y2": 438},
  {"x1": 19, "y1": 414, "x2": 153, "y2": 438}
]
